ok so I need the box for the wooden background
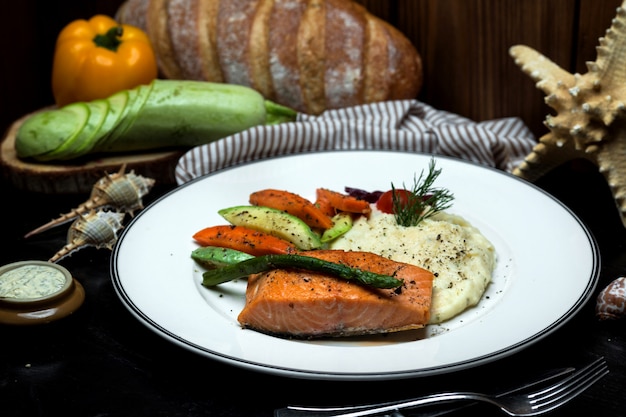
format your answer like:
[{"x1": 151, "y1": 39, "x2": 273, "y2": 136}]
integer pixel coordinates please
[{"x1": 1, "y1": 0, "x2": 623, "y2": 141}]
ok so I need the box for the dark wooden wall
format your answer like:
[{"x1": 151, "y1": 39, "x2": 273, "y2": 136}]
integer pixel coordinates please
[{"x1": 1, "y1": 0, "x2": 623, "y2": 140}]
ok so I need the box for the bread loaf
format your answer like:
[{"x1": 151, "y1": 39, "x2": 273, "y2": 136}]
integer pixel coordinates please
[{"x1": 116, "y1": 0, "x2": 423, "y2": 114}]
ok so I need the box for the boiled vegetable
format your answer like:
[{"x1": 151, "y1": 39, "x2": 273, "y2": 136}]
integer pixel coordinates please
[
  {"x1": 191, "y1": 246, "x2": 254, "y2": 269},
  {"x1": 192, "y1": 225, "x2": 297, "y2": 256},
  {"x1": 52, "y1": 14, "x2": 158, "y2": 107},
  {"x1": 16, "y1": 79, "x2": 298, "y2": 161},
  {"x1": 345, "y1": 187, "x2": 383, "y2": 203},
  {"x1": 315, "y1": 188, "x2": 372, "y2": 214},
  {"x1": 380, "y1": 159, "x2": 455, "y2": 227},
  {"x1": 219, "y1": 205, "x2": 323, "y2": 250},
  {"x1": 320, "y1": 212, "x2": 353, "y2": 243},
  {"x1": 249, "y1": 189, "x2": 333, "y2": 229},
  {"x1": 314, "y1": 193, "x2": 336, "y2": 217},
  {"x1": 201, "y1": 254, "x2": 404, "y2": 289}
]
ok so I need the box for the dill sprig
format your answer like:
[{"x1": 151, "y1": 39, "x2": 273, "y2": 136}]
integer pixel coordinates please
[{"x1": 392, "y1": 159, "x2": 454, "y2": 227}]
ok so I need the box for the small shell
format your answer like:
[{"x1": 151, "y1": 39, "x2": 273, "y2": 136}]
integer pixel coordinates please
[
  {"x1": 49, "y1": 210, "x2": 126, "y2": 263},
  {"x1": 25, "y1": 164, "x2": 155, "y2": 238},
  {"x1": 595, "y1": 277, "x2": 626, "y2": 320}
]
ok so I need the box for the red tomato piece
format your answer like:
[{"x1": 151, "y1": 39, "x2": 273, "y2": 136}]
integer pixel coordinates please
[{"x1": 375, "y1": 189, "x2": 413, "y2": 214}]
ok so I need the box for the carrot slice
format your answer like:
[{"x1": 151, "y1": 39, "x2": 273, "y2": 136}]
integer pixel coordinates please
[
  {"x1": 193, "y1": 225, "x2": 297, "y2": 256},
  {"x1": 314, "y1": 195, "x2": 336, "y2": 217},
  {"x1": 316, "y1": 188, "x2": 372, "y2": 214},
  {"x1": 249, "y1": 189, "x2": 334, "y2": 230}
]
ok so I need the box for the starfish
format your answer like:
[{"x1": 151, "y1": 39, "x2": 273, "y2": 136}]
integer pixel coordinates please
[{"x1": 510, "y1": 1, "x2": 626, "y2": 227}]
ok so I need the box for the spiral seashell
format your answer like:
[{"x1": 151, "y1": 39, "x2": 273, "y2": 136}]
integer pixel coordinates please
[
  {"x1": 49, "y1": 210, "x2": 126, "y2": 263},
  {"x1": 25, "y1": 164, "x2": 155, "y2": 238},
  {"x1": 595, "y1": 277, "x2": 626, "y2": 320}
]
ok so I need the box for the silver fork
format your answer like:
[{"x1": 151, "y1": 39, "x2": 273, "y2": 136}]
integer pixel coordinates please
[
  {"x1": 280, "y1": 357, "x2": 608, "y2": 417},
  {"x1": 275, "y1": 366, "x2": 576, "y2": 417}
]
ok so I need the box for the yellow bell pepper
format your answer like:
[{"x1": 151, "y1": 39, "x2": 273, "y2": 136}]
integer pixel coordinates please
[{"x1": 52, "y1": 14, "x2": 158, "y2": 106}]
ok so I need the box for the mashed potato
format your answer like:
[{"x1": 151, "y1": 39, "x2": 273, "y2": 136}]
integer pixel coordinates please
[{"x1": 329, "y1": 208, "x2": 496, "y2": 324}]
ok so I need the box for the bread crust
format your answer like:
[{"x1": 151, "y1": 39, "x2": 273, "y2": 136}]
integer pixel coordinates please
[
  {"x1": 268, "y1": 0, "x2": 308, "y2": 110},
  {"x1": 146, "y1": 0, "x2": 183, "y2": 79},
  {"x1": 167, "y1": 0, "x2": 205, "y2": 80},
  {"x1": 119, "y1": 0, "x2": 423, "y2": 114},
  {"x1": 196, "y1": 0, "x2": 223, "y2": 82},
  {"x1": 218, "y1": 0, "x2": 259, "y2": 87},
  {"x1": 116, "y1": 0, "x2": 149, "y2": 29},
  {"x1": 381, "y1": 19, "x2": 423, "y2": 101},
  {"x1": 297, "y1": 0, "x2": 326, "y2": 114},
  {"x1": 324, "y1": 0, "x2": 366, "y2": 109},
  {"x1": 248, "y1": 0, "x2": 274, "y2": 96}
]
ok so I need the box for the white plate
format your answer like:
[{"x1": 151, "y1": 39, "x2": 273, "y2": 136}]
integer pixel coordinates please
[{"x1": 111, "y1": 151, "x2": 599, "y2": 380}]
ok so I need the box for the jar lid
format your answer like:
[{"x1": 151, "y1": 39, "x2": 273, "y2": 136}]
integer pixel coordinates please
[{"x1": 0, "y1": 261, "x2": 84, "y2": 325}]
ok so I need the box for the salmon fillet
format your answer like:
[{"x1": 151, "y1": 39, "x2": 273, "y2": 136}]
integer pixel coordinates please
[{"x1": 237, "y1": 250, "x2": 434, "y2": 338}]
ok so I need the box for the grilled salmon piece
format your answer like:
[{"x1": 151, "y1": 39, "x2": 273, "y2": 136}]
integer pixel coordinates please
[{"x1": 237, "y1": 250, "x2": 434, "y2": 338}]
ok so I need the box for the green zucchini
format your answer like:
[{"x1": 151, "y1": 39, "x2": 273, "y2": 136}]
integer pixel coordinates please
[
  {"x1": 49, "y1": 99, "x2": 109, "y2": 158},
  {"x1": 83, "y1": 91, "x2": 130, "y2": 155},
  {"x1": 320, "y1": 212, "x2": 353, "y2": 243},
  {"x1": 16, "y1": 103, "x2": 90, "y2": 157},
  {"x1": 219, "y1": 205, "x2": 323, "y2": 250},
  {"x1": 96, "y1": 84, "x2": 152, "y2": 153},
  {"x1": 201, "y1": 254, "x2": 404, "y2": 289},
  {"x1": 15, "y1": 79, "x2": 298, "y2": 161}
]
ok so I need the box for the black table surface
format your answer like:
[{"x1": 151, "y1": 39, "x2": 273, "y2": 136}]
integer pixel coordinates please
[{"x1": 1, "y1": 160, "x2": 625, "y2": 417}]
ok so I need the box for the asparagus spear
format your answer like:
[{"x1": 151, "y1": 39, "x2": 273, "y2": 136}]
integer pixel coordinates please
[{"x1": 201, "y1": 254, "x2": 404, "y2": 289}]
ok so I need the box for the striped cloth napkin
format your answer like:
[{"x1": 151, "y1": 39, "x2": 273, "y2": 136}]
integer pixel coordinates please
[{"x1": 175, "y1": 100, "x2": 536, "y2": 185}]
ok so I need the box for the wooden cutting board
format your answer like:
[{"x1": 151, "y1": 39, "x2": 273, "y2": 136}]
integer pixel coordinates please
[{"x1": 0, "y1": 110, "x2": 184, "y2": 194}]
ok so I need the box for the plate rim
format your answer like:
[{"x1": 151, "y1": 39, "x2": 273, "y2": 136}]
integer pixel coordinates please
[{"x1": 111, "y1": 150, "x2": 600, "y2": 380}]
